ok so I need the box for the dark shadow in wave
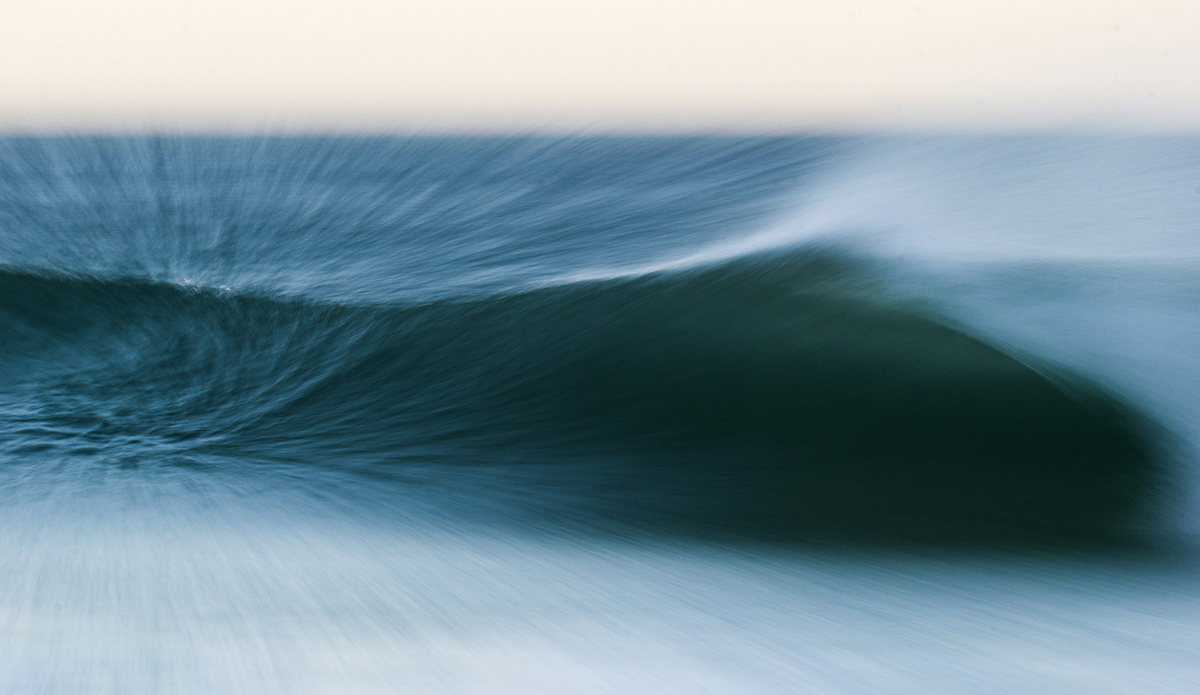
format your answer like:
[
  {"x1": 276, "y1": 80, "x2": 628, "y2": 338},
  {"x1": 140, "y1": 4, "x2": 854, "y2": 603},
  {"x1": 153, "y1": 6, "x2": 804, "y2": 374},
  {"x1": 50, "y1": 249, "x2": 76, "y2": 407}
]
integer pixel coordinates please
[{"x1": 0, "y1": 251, "x2": 1167, "y2": 545}]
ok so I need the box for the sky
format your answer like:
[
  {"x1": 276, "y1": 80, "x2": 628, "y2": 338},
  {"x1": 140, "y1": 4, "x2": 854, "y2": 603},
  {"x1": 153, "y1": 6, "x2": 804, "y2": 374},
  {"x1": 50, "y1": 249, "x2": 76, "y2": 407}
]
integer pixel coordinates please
[{"x1": 1, "y1": 0, "x2": 1197, "y2": 132}]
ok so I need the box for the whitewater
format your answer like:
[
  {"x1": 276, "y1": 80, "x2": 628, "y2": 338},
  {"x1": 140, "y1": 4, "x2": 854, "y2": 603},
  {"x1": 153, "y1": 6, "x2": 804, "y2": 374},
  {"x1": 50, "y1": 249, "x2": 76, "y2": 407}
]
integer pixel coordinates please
[{"x1": 0, "y1": 135, "x2": 1197, "y2": 693}]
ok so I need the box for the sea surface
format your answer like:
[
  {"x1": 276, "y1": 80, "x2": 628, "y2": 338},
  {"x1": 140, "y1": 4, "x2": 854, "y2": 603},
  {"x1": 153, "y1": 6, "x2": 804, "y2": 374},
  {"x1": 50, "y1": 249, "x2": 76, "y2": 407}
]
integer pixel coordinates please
[{"x1": 0, "y1": 135, "x2": 1198, "y2": 693}]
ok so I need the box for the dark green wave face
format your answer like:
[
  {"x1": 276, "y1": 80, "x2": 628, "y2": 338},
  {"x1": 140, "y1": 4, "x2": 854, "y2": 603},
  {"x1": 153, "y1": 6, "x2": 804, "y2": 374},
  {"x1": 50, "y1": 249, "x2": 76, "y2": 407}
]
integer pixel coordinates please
[{"x1": 0, "y1": 251, "x2": 1161, "y2": 543}]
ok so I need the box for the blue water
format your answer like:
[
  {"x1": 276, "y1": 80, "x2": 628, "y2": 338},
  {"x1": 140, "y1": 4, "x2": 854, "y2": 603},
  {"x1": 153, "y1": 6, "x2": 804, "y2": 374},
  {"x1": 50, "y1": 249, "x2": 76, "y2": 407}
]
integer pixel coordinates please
[{"x1": 1, "y1": 135, "x2": 1198, "y2": 692}]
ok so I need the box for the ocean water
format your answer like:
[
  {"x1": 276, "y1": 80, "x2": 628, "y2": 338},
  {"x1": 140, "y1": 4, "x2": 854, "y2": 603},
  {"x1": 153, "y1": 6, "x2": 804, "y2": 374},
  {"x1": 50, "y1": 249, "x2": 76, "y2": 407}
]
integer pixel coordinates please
[{"x1": 0, "y1": 135, "x2": 1198, "y2": 692}]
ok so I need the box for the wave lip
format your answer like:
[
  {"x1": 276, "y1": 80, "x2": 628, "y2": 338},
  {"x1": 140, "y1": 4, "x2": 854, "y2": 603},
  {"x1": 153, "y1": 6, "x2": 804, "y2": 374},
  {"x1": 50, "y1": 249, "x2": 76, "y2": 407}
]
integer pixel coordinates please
[{"x1": 0, "y1": 253, "x2": 1166, "y2": 543}]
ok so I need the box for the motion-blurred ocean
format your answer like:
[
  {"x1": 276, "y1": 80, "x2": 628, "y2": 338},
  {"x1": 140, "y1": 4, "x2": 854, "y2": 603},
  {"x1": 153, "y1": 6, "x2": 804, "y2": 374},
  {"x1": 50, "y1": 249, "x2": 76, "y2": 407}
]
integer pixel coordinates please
[{"x1": 1, "y1": 136, "x2": 1198, "y2": 693}]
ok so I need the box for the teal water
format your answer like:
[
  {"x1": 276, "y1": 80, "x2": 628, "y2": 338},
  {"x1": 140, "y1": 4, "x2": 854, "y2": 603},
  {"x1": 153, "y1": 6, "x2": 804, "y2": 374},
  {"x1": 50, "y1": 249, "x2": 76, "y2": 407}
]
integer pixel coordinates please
[{"x1": 1, "y1": 135, "x2": 1198, "y2": 692}]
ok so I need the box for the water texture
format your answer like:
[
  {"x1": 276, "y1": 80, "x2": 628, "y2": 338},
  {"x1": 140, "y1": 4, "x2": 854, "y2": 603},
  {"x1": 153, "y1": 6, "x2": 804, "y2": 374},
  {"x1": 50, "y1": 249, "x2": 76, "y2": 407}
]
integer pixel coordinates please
[{"x1": 0, "y1": 136, "x2": 1198, "y2": 692}]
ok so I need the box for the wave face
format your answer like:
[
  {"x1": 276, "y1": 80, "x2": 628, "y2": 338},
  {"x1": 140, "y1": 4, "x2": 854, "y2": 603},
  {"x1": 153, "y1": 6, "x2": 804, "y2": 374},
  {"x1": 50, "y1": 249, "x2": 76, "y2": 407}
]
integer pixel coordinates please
[{"x1": 0, "y1": 136, "x2": 1172, "y2": 542}]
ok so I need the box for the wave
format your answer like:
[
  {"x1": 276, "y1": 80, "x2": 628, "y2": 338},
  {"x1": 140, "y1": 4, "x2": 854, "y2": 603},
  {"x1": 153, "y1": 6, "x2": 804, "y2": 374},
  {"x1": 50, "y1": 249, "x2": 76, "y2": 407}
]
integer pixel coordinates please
[{"x1": 0, "y1": 251, "x2": 1163, "y2": 542}]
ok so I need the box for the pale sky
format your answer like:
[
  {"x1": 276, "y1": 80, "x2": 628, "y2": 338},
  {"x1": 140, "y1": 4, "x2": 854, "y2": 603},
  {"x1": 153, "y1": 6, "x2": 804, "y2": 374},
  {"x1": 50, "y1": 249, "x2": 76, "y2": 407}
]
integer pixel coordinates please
[{"x1": 2, "y1": 0, "x2": 1197, "y2": 132}]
